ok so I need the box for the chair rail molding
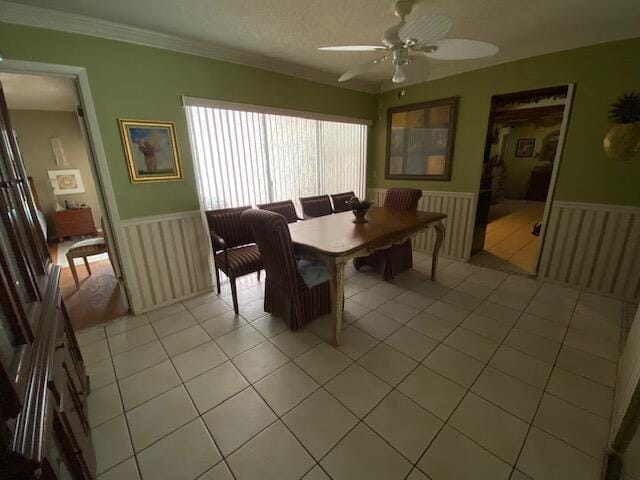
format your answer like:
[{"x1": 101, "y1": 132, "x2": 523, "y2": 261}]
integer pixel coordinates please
[
  {"x1": 120, "y1": 210, "x2": 213, "y2": 313},
  {"x1": 367, "y1": 188, "x2": 476, "y2": 260},
  {"x1": 538, "y1": 200, "x2": 640, "y2": 301}
]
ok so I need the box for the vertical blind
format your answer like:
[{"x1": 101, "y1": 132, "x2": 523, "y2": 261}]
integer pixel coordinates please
[{"x1": 185, "y1": 105, "x2": 367, "y2": 211}]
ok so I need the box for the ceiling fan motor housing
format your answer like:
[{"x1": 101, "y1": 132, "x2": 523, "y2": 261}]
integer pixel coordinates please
[{"x1": 394, "y1": 0, "x2": 414, "y2": 19}]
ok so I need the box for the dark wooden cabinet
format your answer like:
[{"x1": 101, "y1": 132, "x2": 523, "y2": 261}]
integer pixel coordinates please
[
  {"x1": 526, "y1": 169, "x2": 552, "y2": 201},
  {"x1": 471, "y1": 189, "x2": 492, "y2": 254},
  {"x1": 53, "y1": 208, "x2": 97, "y2": 241},
  {"x1": 0, "y1": 81, "x2": 96, "y2": 479}
]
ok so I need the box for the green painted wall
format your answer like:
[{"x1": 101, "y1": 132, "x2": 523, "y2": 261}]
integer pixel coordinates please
[
  {"x1": 2, "y1": 23, "x2": 638, "y2": 213},
  {"x1": 369, "y1": 38, "x2": 640, "y2": 206},
  {"x1": 0, "y1": 23, "x2": 376, "y2": 219}
]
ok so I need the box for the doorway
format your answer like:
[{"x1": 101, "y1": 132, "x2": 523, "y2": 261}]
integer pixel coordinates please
[
  {"x1": 471, "y1": 85, "x2": 572, "y2": 275},
  {"x1": 0, "y1": 71, "x2": 128, "y2": 329}
]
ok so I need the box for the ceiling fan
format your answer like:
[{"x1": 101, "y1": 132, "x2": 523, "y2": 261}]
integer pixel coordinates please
[{"x1": 319, "y1": 0, "x2": 499, "y2": 84}]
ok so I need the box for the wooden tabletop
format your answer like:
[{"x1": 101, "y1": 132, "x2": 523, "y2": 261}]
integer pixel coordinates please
[{"x1": 289, "y1": 206, "x2": 446, "y2": 257}]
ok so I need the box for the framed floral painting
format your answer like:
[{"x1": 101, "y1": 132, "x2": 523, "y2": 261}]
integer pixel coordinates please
[{"x1": 118, "y1": 119, "x2": 182, "y2": 183}]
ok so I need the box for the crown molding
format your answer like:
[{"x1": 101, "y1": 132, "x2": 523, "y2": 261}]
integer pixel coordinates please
[{"x1": 0, "y1": 1, "x2": 379, "y2": 94}]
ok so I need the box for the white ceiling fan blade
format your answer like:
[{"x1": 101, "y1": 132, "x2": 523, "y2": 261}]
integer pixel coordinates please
[
  {"x1": 425, "y1": 39, "x2": 499, "y2": 60},
  {"x1": 319, "y1": 45, "x2": 387, "y2": 51},
  {"x1": 339, "y1": 56, "x2": 389, "y2": 82},
  {"x1": 398, "y1": 14, "x2": 452, "y2": 45}
]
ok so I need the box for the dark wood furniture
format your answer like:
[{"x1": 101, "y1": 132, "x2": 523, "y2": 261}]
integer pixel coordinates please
[
  {"x1": 289, "y1": 206, "x2": 446, "y2": 345},
  {"x1": 205, "y1": 206, "x2": 263, "y2": 313},
  {"x1": 354, "y1": 188, "x2": 423, "y2": 280},
  {"x1": 471, "y1": 189, "x2": 492, "y2": 255},
  {"x1": 257, "y1": 200, "x2": 301, "y2": 223},
  {"x1": 526, "y1": 169, "x2": 552, "y2": 201},
  {"x1": 53, "y1": 208, "x2": 97, "y2": 241},
  {"x1": 330, "y1": 191, "x2": 356, "y2": 213},
  {"x1": 0, "y1": 82, "x2": 96, "y2": 478},
  {"x1": 299, "y1": 195, "x2": 333, "y2": 219},
  {"x1": 242, "y1": 209, "x2": 331, "y2": 329}
]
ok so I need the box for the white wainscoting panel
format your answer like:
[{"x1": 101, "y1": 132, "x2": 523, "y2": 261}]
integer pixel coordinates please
[
  {"x1": 367, "y1": 188, "x2": 476, "y2": 260},
  {"x1": 120, "y1": 210, "x2": 213, "y2": 313},
  {"x1": 610, "y1": 305, "x2": 640, "y2": 452},
  {"x1": 538, "y1": 201, "x2": 640, "y2": 301}
]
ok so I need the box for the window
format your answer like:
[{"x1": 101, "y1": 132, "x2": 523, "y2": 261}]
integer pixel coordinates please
[{"x1": 185, "y1": 101, "x2": 368, "y2": 210}]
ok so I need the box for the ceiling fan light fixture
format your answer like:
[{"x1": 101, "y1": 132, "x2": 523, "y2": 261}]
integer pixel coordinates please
[
  {"x1": 322, "y1": 1, "x2": 498, "y2": 84},
  {"x1": 392, "y1": 64, "x2": 406, "y2": 83}
]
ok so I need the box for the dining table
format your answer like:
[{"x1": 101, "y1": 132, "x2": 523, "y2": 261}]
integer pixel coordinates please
[{"x1": 288, "y1": 206, "x2": 447, "y2": 346}]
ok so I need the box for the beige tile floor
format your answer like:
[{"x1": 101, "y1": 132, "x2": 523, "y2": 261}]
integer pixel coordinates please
[
  {"x1": 78, "y1": 253, "x2": 632, "y2": 480},
  {"x1": 471, "y1": 200, "x2": 545, "y2": 274}
]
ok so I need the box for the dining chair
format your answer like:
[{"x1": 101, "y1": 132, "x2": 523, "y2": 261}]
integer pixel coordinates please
[
  {"x1": 241, "y1": 209, "x2": 331, "y2": 330},
  {"x1": 299, "y1": 194, "x2": 333, "y2": 219},
  {"x1": 66, "y1": 218, "x2": 113, "y2": 289},
  {"x1": 354, "y1": 188, "x2": 423, "y2": 281},
  {"x1": 330, "y1": 191, "x2": 356, "y2": 213},
  {"x1": 257, "y1": 200, "x2": 301, "y2": 223},
  {"x1": 205, "y1": 206, "x2": 263, "y2": 313}
]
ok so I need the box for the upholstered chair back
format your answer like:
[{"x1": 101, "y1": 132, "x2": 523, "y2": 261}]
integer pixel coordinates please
[
  {"x1": 384, "y1": 188, "x2": 422, "y2": 211},
  {"x1": 257, "y1": 200, "x2": 299, "y2": 224},
  {"x1": 299, "y1": 195, "x2": 333, "y2": 219},
  {"x1": 205, "y1": 206, "x2": 254, "y2": 250}
]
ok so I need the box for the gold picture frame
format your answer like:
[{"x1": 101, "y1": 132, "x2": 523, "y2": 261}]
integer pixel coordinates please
[{"x1": 118, "y1": 119, "x2": 183, "y2": 183}]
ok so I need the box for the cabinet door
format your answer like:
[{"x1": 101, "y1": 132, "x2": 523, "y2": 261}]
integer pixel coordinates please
[{"x1": 53, "y1": 344, "x2": 96, "y2": 478}]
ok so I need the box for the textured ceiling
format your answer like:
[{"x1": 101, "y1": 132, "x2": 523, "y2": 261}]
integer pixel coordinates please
[
  {"x1": 5, "y1": 0, "x2": 640, "y2": 91},
  {"x1": 1, "y1": 73, "x2": 78, "y2": 111}
]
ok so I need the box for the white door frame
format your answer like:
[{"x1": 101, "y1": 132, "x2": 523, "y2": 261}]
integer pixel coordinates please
[
  {"x1": 531, "y1": 83, "x2": 575, "y2": 276},
  {"x1": 0, "y1": 59, "x2": 136, "y2": 311}
]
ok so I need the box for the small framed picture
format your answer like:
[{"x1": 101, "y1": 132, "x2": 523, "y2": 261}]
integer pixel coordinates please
[
  {"x1": 48, "y1": 169, "x2": 85, "y2": 195},
  {"x1": 516, "y1": 138, "x2": 535, "y2": 157},
  {"x1": 118, "y1": 119, "x2": 183, "y2": 183}
]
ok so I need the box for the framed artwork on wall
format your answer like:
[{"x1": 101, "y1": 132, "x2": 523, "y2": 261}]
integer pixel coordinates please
[
  {"x1": 118, "y1": 119, "x2": 183, "y2": 183},
  {"x1": 385, "y1": 97, "x2": 459, "y2": 181},
  {"x1": 515, "y1": 138, "x2": 536, "y2": 157},
  {"x1": 48, "y1": 169, "x2": 85, "y2": 195}
]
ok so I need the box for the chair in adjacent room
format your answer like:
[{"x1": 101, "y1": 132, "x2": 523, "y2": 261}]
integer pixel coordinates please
[
  {"x1": 330, "y1": 191, "x2": 356, "y2": 213},
  {"x1": 299, "y1": 194, "x2": 333, "y2": 219},
  {"x1": 354, "y1": 188, "x2": 423, "y2": 281},
  {"x1": 257, "y1": 200, "x2": 301, "y2": 223},
  {"x1": 241, "y1": 209, "x2": 331, "y2": 330},
  {"x1": 66, "y1": 218, "x2": 113, "y2": 289},
  {"x1": 205, "y1": 206, "x2": 263, "y2": 313}
]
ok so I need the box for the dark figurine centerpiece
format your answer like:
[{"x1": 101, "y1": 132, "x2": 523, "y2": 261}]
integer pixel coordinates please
[{"x1": 347, "y1": 196, "x2": 373, "y2": 224}]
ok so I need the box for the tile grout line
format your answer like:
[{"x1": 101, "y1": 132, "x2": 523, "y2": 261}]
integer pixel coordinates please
[
  {"x1": 137, "y1": 317, "x2": 236, "y2": 480},
  {"x1": 505, "y1": 299, "x2": 579, "y2": 479},
  {"x1": 407, "y1": 271, "x2": 526, "y2": 478},
  {"x1": 98, "y1": 322, "x2": 145, "y2": 480},
  {"x1": 93, "y1": 265, "x2": 519, "y2": 477},
  {"x1": 87, "y1": 264, "x2": 623, "y2": 480}
]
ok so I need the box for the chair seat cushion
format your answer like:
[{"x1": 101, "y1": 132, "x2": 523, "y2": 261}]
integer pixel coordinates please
[
  {"x1": 215, "y1": 244, "x2": 262, "y2": 277},
  {"x1": 297, "y1": 259, "x2": 330, "y2": 288},
  {"x1": 70, "y1": 237, "x2": 105, "y2": 249},
  {"x1": 68, "y1": 237, "x2": 107, "y2": 257}
]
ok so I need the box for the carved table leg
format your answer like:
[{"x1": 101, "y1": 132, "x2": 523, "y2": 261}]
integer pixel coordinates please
[
  {"x1": 329, "y1": 260, "x2": 345, "y2": 346},
  {"x1": 431, "y1": 221, "x2": 445, "y2": 281}
]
